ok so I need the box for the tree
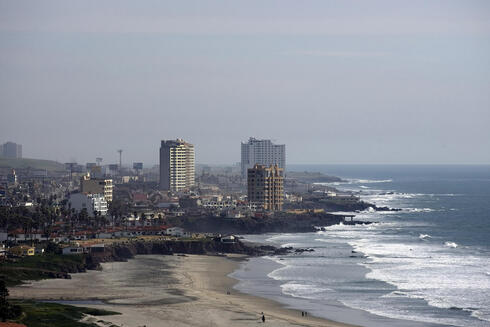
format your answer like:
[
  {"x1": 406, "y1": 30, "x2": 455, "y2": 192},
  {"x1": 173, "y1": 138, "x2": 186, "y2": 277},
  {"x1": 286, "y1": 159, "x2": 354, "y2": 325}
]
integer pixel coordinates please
[
  {"x1": 0, "y1": 279, "x2": 22, "y2": 322},
  {"x1": 0, "y1": 279, "x2": 10, "y2": 321}
]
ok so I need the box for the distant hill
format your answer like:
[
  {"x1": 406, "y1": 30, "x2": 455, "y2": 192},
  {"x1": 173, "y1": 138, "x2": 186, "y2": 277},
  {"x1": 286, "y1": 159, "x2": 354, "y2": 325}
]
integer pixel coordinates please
[{"x1": 0, "y1": 157, "x2": 66, "y2": 172}]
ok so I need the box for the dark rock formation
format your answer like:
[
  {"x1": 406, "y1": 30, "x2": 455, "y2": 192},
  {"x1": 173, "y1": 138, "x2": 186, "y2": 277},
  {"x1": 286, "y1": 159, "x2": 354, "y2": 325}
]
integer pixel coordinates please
[
  {"x1": 86, "y1": 238, "x2": 275, "y2": 268},
  {"x1": 167, "y1": 212, "x2": 346, "y2": 235}
]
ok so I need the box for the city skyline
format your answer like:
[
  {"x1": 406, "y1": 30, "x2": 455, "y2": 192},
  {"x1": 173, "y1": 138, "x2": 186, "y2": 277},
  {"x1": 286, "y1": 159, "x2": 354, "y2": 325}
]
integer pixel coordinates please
[{"x1": 1, "y1": 1, "x2": 489, "y2": 165}]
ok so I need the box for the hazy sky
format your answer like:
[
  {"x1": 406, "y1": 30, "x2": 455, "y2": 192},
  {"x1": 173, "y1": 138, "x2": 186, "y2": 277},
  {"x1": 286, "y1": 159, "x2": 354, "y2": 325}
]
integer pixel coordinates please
[{"x1": 1, "y1": 1, "x2": 489, "y2": 165}]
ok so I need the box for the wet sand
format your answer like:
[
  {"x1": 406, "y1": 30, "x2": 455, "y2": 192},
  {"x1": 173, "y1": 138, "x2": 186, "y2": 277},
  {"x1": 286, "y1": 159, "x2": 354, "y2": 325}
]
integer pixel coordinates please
[{"x1": 9, "y1": 254, "x2": 357, "y2": 327}]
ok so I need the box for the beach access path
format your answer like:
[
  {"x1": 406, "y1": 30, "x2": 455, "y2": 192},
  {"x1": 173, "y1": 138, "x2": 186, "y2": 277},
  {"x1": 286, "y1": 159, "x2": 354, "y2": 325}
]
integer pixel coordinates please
[{"x1": 9, "y1": 254, "x2": 357, "y2": 327}]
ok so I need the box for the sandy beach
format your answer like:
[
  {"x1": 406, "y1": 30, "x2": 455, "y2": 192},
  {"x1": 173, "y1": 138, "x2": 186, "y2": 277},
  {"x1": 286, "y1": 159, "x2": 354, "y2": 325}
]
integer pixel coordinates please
[{"x1": 9, "y1": 254, "x2": 357, "y2": 327}]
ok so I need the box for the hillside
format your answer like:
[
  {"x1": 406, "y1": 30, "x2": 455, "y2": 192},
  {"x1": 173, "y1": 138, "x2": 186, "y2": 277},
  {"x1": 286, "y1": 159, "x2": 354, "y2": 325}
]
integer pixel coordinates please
[
  {"x1": 286, "y1": 170, "x2": 344, "y2": 183},
  {"x1": 0, "y1": 157, "x2": 66, "y2": 172}
]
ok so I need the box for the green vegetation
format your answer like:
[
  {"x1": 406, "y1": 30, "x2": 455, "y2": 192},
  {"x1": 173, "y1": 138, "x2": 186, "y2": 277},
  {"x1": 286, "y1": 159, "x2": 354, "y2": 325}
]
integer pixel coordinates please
[
  {"x1": 1, "y1": 279, "x2": 22, "y2": 322},
  {"x1": 0, "y1": 157, "x2": 66, "y2": 172},
  {"x1": 0, "y1": 254, "x2": 88, "y2": 287},
  {"x1": 287, "y1": 170, "x2": 343, "y2": 183},
  {"x1": 9, "y1": 300, "x2": 120, "y2": 327}
]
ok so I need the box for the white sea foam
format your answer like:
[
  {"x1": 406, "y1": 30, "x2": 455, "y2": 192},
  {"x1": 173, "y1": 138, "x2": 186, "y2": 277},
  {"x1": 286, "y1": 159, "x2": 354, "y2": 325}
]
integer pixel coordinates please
[
  {"x1": 405, "y1": 208, "x2": 436, "y2": 212},
  {"x1": 314, "y1": 179, "x2": 393, "y2": 185},
  {"x1": 349, "y1": 179, "x2": 393, "y2": 184},
  {"x1": 255, "y1": 171, "x2": 489, "y2": 327},
  {"x1": 471, "y1": 309, "x2": 490, "y2": 323},
  {"x1": 444, "y1": 241, "x2": 458, "y2": 248},
  {"x1": 280, "y1": 282, "x2": 332, "y2": 299},
  {"x1": 317, "y1": 221, "x2": 490, "y2": 326}
]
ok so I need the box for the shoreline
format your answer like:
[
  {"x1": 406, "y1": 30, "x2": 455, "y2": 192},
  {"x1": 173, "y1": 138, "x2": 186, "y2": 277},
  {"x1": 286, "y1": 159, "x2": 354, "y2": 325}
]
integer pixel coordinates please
[{"x1": 9, "y1": 254, "x2": 357, "y2": 327}]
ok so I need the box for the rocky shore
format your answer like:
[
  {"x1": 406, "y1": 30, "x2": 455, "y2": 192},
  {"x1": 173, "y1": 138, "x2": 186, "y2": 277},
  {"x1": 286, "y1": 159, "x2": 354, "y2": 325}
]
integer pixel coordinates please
[
  {"x1": 167, "y1": 212, "x2": 352, "y2": 234},
  {"x1": 4, "y1": 212, "x2": 372, "y2": 287}
]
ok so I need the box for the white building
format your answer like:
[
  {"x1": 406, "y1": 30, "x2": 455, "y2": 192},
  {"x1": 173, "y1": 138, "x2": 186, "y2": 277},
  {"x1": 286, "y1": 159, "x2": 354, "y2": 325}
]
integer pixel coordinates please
[
  {"x1": 241, "y1": 137, "x2": 285, "y2": 178},
  {"x1": 68, "y1": 193, "x2": 108, "y2": 217},
  {"x1": 165, "y1": 227, "x2": 189, "y2": 237},
  {"x1": 201, "y1": 199, "x2": 236, "y2": 210},
  {"x1": 62, "y1": 247, "x2": 84, "y2": 255},
  {"x1": 80, "y1": 175, "x2": 113, "y2": 202},
  {"x1": 159, "y1": 139, "x2": 195, "y2": 191}
]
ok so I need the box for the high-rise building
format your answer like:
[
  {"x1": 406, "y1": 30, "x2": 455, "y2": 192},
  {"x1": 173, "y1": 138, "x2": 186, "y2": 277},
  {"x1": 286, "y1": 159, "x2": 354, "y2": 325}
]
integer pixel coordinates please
[
  {"x1": 159, "y1": 139, "x2": 195, "y2": 191},
  {"x1": 247, "y1": 164, "x2": 284, "y2": 211},
  {"x1": 1, "y1": 142, "x2": 22, "y2": 159},
  {"x1": 241, "y1": 138, "x2": 285, "y2": 178},
  {"x1": 80, "y1": 174, "x2": 113, "y2": 202}
]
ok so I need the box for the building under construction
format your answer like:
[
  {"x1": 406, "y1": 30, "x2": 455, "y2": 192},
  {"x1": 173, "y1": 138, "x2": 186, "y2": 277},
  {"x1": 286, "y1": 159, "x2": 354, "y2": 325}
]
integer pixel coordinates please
[{"x1": 247, "y1": 164, "x2": 284, "y2": 211}]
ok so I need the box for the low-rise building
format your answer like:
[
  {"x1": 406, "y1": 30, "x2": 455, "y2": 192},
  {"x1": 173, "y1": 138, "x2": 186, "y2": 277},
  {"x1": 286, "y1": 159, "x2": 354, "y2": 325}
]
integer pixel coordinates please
[
  {"x1": 201, "y1": 199, "x2": 236, "y2": 210},
  {"x1": 165, "y1": 227, "x2": 188, "y2": 237},
  {"x1": 10, "y1": 245, "x2": 35, "y2": 256},
  {"x1": 62, "y1": 247, "x2": 84, "y2": 255}
]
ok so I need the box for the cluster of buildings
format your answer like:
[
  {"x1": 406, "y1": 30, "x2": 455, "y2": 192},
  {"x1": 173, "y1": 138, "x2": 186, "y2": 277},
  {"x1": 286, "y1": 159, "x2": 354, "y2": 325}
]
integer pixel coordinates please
[
  {"x1": 0, "y1": 136, "x2": 294, "y2": 258},
  {"x1": 158, "y1": 137, "x2": 286, "y2": 212},
  {"x1": 67, "y1": 174, "x2": 113, "y2": 217}
]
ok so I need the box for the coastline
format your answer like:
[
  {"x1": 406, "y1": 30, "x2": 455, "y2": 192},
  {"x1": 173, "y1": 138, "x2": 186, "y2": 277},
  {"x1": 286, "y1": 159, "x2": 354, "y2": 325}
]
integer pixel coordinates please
[{"x1": 9, "y1": 254, "x2": 357, "y2": 327}]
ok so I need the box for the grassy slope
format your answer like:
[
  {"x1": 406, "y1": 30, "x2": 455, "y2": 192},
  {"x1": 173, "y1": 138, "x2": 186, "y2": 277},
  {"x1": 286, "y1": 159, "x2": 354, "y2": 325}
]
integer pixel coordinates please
[
  {"x1": 0, "y1": 157, "x2": 66, "y2": 172},
  {"x1": 1, "y1": 254, "x2": 87, "y2": 286},
  {"x1": 10, "y1": 300, "x2": 120, "y2": 327}
]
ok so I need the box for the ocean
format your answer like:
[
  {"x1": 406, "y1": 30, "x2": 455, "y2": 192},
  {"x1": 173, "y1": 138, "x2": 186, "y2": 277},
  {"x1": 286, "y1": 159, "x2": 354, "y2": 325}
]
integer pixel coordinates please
[{"x1": 232, "y1": 165, "x2": 490, "y2": 327}]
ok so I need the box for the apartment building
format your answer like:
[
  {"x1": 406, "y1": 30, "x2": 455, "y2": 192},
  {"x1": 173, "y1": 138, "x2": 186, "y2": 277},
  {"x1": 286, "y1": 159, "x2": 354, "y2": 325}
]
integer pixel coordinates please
[
  {"x1": 0, "y1": 141, "x2": 22, "y2": 158},
  {"x1": 159, "y1": 139, "x2": 195, "y2": 191},
  {"x1": 80, "y1": 174, "x2": 113, "y2": 202},
  {"x1": 241, "y1": 137, "x2": 285, "y2": 178}
]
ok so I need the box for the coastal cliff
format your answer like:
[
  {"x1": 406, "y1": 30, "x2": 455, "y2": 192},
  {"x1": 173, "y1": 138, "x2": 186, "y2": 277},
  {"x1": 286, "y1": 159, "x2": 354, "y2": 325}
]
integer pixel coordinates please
[
  {"x1": 86, "y1": 238, "x2": 269, "y2": 268},
  {"x1": 2, "y1": 238, "x2": 274, "y2": 286}
]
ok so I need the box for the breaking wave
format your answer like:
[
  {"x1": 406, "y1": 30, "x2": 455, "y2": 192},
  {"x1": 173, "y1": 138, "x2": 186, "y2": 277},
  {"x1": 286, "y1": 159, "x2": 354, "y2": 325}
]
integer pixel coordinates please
[{"x1": 444, "y1": 241, "x2": 458, "y2": 248}]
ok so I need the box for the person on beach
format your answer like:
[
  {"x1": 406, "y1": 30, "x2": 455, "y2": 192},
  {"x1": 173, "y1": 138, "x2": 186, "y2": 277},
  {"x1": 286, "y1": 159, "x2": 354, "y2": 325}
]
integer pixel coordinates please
[{"x1": 262, "y1": 314, "x2": 265, "y2": 323}]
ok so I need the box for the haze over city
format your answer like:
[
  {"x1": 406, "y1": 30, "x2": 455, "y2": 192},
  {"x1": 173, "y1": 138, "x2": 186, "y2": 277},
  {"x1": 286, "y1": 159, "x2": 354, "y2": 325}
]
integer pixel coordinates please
[
  {"x1": 1, "y1": 0, "x2": 489, "y2": 165},
  {"x1": 2, "y1": 2, "x2": 490, "y2": 327}
]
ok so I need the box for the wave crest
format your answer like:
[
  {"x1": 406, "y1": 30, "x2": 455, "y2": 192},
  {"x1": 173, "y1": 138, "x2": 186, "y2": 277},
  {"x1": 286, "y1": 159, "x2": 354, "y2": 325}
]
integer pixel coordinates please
[{"x1": 444, "y1": 241, "x2": 458, "y2": 248}]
